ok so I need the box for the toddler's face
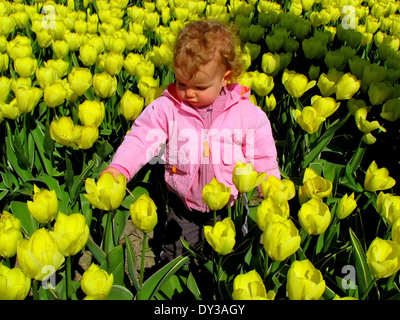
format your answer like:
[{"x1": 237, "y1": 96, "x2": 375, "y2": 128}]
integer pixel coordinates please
[{"x1": 174, "y1": 57, "x2": 231, "y2": 108}]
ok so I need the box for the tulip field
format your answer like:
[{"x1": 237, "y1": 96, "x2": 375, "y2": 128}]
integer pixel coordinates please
[{"x1": 1, "y1": 0, "x2": 400, "y2": 301}]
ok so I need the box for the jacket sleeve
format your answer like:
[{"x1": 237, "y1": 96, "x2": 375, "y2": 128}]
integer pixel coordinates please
[
  {"x1": 108, "y1": 98, "x2": 169, "y2": 181},
  {"x1": 244, "y1": 105, "x2": 281, "y2": 180}
]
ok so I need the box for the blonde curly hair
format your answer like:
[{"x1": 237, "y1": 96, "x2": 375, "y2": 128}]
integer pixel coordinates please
[{"x1": 173, "y1": 19, "x2": 244, "y2": 81}]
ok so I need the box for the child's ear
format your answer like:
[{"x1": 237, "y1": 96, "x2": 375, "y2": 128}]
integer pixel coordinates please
[{"x1": 222, "y1": 70, "x2": 232, "y2": 86}]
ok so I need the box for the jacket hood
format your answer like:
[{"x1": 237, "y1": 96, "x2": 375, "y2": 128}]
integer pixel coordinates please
[{"x1": 161, "y1": 82, "x2": 252, "y2": 116}]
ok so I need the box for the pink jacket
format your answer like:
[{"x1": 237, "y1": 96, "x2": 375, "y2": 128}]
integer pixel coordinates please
[{"x1": 109, "y1": 82, "x2": 280, "y2": 211}]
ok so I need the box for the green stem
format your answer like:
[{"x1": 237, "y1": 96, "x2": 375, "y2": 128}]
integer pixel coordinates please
[
  {"x1": 104, "y1": 211, "x2": 115, "y2": 254},
  {"x1": 213, "y1": 210, "x2": 217, "y2": 225},
  {"x1": 139, "y1": 232, "x2": 147, "y2": 290},
  {"x1": 66, "y1": 256, "x2": 72, "y2": 300},
  {"x1": 264, "y1": 253, "x2": 270, "y2": 279},
  {"x1": 360, "y1": 278, "x2": 379, "y2": 300},
  {"x1": 33, "y1": 280, "x2": 39, "y2": 300}
]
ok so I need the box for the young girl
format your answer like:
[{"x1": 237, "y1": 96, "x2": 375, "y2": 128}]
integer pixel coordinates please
[{"x1": 102, "y1": 19, "x2": 280, "y2": 262}]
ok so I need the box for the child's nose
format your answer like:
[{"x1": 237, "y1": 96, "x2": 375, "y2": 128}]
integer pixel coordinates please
[{"x1": 185, "y1": 89, "x2": 196, "y2": 98}]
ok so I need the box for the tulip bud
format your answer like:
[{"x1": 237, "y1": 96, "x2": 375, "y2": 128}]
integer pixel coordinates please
[
  {"x1": 52, "y1": 40, "x2": 70, "y2": 59},
  {"x1": 202, "y1": 177, "x2": 231, "y2": 211},
  {"x1": 102, "y1": 51, "x2": 123, "y2": 76},
  {"x1": 120, "y1": 90, "x2": 144, "y2": 121},
  {"x1": 377, "y1": 192, "x2": 400, "y2": 226},
  {"x1": 264, "y1": 93, "x2": 276, "y2": 112},
  {"x1": 50, "y1": 212, "x2": 89, "y2": 256},
  {"x1": 310, "y1": 95, "x2": 340, "y2": 118},
  {"x1": 287, "y1": 259, "x2": 326, "y2": 300},
  {"x1": 14, "y1": 57, "x2": 37, "y2": 78},
  {"x1": 0, "y1": 264, "x2": 31, "y2": 300},
  {"x1": 0, "y1": 53, "x2": 8, "y2": 73},
  {"x1": 76, "y1": 125, "x2": 99, "y2": 150},
  {"x1": 17, "y1": 228, "x2": 65, "y2": 281},
  {"x1": 6, "y1": 35, "x2": 32, "y2": 60},
  {"x1": 49, "y1": 116, "x2": 82, "y2": 147},
  {"x1": 92, "y1": 72, "x2": 117, "y2": 99},
  {"x1": 232, "y1": 270, "x2": 275, "y2": 300},
  {"x1": 366, "y1": 237, "x2": 400, "y2": 279},
  {"x1": 27, "y1": 185, "x2": 58, "y2": 224},
  {"x1": 381, "y1": 98, "x2": 400, "y2": 121},
  {"x1": 260, "y1": 175, "x2": 295, "y2": 204},
  {"x1": 0, "y1": 76, "x2": 12, "y2": 103},
  {"x1": 261, "y1": 52, "x2": 280, "y2": 77},
  {"x1": 282, "y1": 69, "x2": 316, "y2": 98},
  {"x1": 0, "y1": 211, "x2": 23, "y2": 258},
  {"x1": 367, "y1": 81, "x2": 394, "y2": 106},
  {"x1": 81, "y1": 263, "x2": 114, "y2": 299},
  {"x1": 232, "y1": 161, "x2": 268, "y2": 194},
  {"x1": 204, "y1": 217, "x2": 236, "y2": 255},
  {"x1": 36, "y1": 66, "x2": 59, "y2": 89},
  {"x1": 364, "y1": 161, "x2": 396, "y2": 192},
  {"x1": 336, "y1": 193, "x2": 357, "y2": 219},
  {"x1": 14, "y1": 86, "x2": 43, "y2": 113},
  {"x1": 44, "y1": 81, "x2": 68, "y2": 108},
  {"x1": 298, "y1": 198, "x2": 332, "y2": 235},
  {"x1": 123, "y1": 52, "x2": 142, "y2": 76},
  {"x1": 263, "y1": 219, "x2": 301, "y2": 261},
  {"x1": 68, "y1": 67, "x2": 92, "y2": 96},
  {"x1": 302, "y1": 37, "x2": 327, "y2": 60},
  {"x1": 129, "y1": 194, "x2": 158, "y2": 234},
  {"x1": 0, "y1": 100, "x2": 20, "y2": 120},
  {"x1": 79, "y1": 43, "x2": 98, "y2": 66},
  {"x1": 78, "y1": 100, "x2": 105, "y2": 127},
  {"x1": 84, "y1": 172, "x2": 127, "y2": 211},
  {"x1": 317, "y1": 70, "x2": 343, "y2": 97}
]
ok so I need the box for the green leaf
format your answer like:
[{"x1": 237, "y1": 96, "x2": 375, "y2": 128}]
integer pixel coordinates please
[
  {"x1": 302, "y1": 113, "x2": 350, "y2": 169},
  {"x1": 124, "y1": 234, "x2": 140, "y2": 293},
  {"x1": 349, "y1": 229, "x2": 375, "y2": 299},
  {"x1": 139, "y1": 255, "x2": 189, "y2": 300},
  {"x1": 87, "y1": 237, "x2": 106, "y2": 265},
  {"x1": 10, "y1": 201, "x2": 39, "y2": 237},
  {"x1": 103, "y1": 244, "x2": 125, "y2": 286},
  {"x1": 187, "y1": 272, "x2": 202, "y2": 300},
  {"x1": 108, "y1": 285, "x2": 134, "y2": 300}
]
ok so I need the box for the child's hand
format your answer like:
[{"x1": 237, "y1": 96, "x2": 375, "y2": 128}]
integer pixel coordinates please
[{"x1": 100, "y1": 166, "x2": 124, "y2": 181}]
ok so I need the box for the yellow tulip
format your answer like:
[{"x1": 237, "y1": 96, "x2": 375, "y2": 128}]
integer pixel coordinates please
[
  {"x1": 52, "y1": 40, "x2": 70, "y2": 59},
  {"x1": 286, "y1": 259, "x2": 326, "y2": 300},
  {"x1": 36, "y1": 66, "x2": 59, "y2": 89},
  {"x1": 27, "y1": 185, "x2": 58, "y2": 224},
  {"x1": 81, "y1": 263, "x2": 114, "y2": 298},
  {"x1": 79, "y1": 43, "x2": 98, "y2": 66},
  {"x1": 17, "y1": 228, "x2": 65, "y2": 281},
  {"x1": 256, "y1": 197, "x2": 290, "y2": 231},
  {"x1": 263, "y1": 219, "x2": 301, "y2": 261},
  {"x1": 92, "y1": 72, "x2": 117, "y2": 99},
  {"x1": 261, "y1": 52, "x2": 280, "y2": 77},
  {"x1": 36, "y1": 29, "x2": 53, "y2": 48},
  {"x1": 0, "y1": 264, "x2": 31, "y2": 300},
  {"x1": 282, "y1": 69, "x2": 316, "y2": 98},
  {"x1": 336, "y1": 193, "x2": 357, "y2": 219},
  {"x1": 335, "y1": 73, "x2": 361, "y2": 100},
  {"x1": 376, "y1": 192, "x2": 400, "y2": 226},
  {"x1": 317, "y1": 70, "x2": 343, "y2": 97},
  {"x1": 232, "y1": 161, "x2": 268, "y2": 194},
  {"x1": 391, "y1": 218, "x2": 400, "y2": 244},
  {"x1": 120, "y1": 90, "x2": 144, "y2": 121},
  {"x1": 68, "y1": 67, "x2": 93, "y2": 96},
  {"x1": 0, "y1": 211, "x2": 23, "y2": 258},
  {"x1": 232, "y1": 270, "x2": 275, "y2": 300},
  {"x1": 76, "y1": 125, "x2": 99, "y2": 150},
  {"x1": 43, "y1": 81, "x2": 68, "y2": 108},
  {"x1": 264, "y1": 93, "x2": 276, "y2": 112},
  {"x1": 248, "y1": 71, "x2": 274, "y2": 96},
  {"x1": 310, "y1": 95, "x2": 340, "y2": 118},
  {"x1": 0, "y1": 53, "x2": 9, "y2": 73},
  {"x1": 84, "y1": 172, "x2": 127, "y2": 211},
  {"x1": 123, "y1": 52, "x2": 142, "y2": 76},
  {"x1": 204, "y1": 217, "x2": 236, "y2": 255},
  {"x1": 6, "y1": 35, "x2": 32, "y2": 60},
  {"x1": 102, "y1": 51, "x2": 124, "y2": 76},
  {"x1": 299, "y1": 168, "x2": 332, "y2": 204},
  {"x1": 292, "y1": 107, "x2": 326, "y2": 134},
  {"x1": 129, "y1": 194, "x2": 158, "y2": 234},
  {"x1": 50, "y1": 116, "x2": 82, "y2": 147},
  {"x1": 50, "y1": 212, "x2": 89, "y2": 257},
  {"x1": 298, "y1": 198, "x2": 332, "y2": 235},
  {"x1": 366, "y1": 237, "x2": 400, "y2": 279},
  {"x1": 354, "y1": 107, "x2": 386, "y2": 134},
  {"x1": 364, "y1": 161, "x2": 396, "y2": 192},
  {"x1": 0, "y1": 100, "x2": 20, "y2": 120},
  {"x1": 260, "y1": 175, "x2": 295, "y2": 204},
  {"x1": 14, "y1": 86, "x2": 43, "y2": 113},
  {"x1": 202, "y1": 177, "x2": 231, "y2": 211},
  {"x1": 13, "y1": 56, "x2": 37, "y2": 78},
  {"x1": 78, "y1": 100, "x2": 105, "y2": 127}
]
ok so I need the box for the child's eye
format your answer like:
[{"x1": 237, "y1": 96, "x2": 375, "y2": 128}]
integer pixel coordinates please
[{"x1": 196, "y1": 86, "x2": 208, "y2": 90}]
